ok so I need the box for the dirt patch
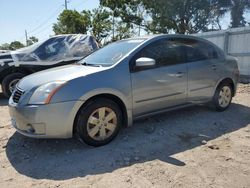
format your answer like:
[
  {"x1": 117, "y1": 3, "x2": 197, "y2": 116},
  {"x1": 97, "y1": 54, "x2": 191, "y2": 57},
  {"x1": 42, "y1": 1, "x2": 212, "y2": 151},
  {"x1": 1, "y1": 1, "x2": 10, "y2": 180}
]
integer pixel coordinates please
[{"x1": 0, "y1": 85, "x2": 250, "y2": 188}]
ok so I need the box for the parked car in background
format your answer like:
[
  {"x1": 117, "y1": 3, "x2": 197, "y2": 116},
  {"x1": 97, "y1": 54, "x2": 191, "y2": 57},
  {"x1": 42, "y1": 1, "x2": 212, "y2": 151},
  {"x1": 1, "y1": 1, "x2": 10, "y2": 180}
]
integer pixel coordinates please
[
  {"x1": 0, "y1": 34, "x2": 98, "y2": 97},
  {"x1": 0, "y1": 50, "x2": 10, "y2": 53},
  {"x1": 9, "y1": 34, "x2": 239, "y2": 146}
]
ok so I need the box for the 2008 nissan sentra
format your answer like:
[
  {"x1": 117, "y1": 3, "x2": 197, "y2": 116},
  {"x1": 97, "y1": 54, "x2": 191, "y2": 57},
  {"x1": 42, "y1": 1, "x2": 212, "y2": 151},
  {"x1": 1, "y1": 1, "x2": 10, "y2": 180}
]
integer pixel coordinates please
[{"x1": 8, "y1": 35, "x2": 239, "y2": 146}]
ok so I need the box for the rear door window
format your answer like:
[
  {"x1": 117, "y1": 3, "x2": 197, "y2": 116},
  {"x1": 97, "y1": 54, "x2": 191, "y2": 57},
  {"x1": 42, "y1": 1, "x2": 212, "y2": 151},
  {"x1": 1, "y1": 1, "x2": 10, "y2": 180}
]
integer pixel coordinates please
[{"x1": 179, "y1": 39, "x2": 219, "y2": 62}]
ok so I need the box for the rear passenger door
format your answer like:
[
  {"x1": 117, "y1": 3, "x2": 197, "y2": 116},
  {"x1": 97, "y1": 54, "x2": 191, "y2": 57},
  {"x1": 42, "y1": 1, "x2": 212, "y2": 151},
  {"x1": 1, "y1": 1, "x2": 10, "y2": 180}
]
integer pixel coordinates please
[
  {"x1": 183, "y1": 39, "x2": 220, "y2": 102},
  {"x1": 130, "y1": 39, "x2": 188, "y2": 117}
]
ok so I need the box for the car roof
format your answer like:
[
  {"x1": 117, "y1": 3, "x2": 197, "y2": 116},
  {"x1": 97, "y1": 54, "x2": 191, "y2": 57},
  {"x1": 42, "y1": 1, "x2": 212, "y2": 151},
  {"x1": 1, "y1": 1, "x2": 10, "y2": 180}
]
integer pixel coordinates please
[
  {"x1": 124, "y1": 34, "x2": 224, "y2": 58},
  {"x1": 125, "y1": 34, "x2": 206, "y2": 41},
  {"x1": 49, "y1": 34, "x2": 92, "y2": 39}
]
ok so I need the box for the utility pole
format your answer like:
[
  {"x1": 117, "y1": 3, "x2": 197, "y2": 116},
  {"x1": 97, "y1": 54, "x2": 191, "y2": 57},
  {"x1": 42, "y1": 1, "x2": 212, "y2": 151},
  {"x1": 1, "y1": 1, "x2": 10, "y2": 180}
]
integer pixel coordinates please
[
  {"x1": 25, "y1": 30, "x2": 28, "y2": 46},
  {"x1": 137, "y1": 5, "x2": 143, "y2": 37},
  {"x1": 112, "y1": 10, "x2": 115, "y2": 41},
  {"x1": 138, "y1": 25, "x2": 141, "y2": 36},
  {"x1": 64, "y1": 0, "x2": 68, "y2": 10},
  {"x1": 112, "y1": 14, "x2": 115, "y2": 40}
]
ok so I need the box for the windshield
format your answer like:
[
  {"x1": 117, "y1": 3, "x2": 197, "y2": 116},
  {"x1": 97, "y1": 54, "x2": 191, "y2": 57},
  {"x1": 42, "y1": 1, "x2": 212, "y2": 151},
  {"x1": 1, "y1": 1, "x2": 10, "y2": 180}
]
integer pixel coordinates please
[
  {"x1": 80, "y1": 39, "x2": 145, "y2": 67},
  {"x1": 13, "y1": 39, "x2": 46, "y2": 54}
]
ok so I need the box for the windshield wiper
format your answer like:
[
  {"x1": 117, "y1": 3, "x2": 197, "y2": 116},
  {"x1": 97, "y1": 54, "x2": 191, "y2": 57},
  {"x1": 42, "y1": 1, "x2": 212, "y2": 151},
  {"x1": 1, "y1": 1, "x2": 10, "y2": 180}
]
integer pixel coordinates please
[{"x1": 81, "y1": 62, "x2": 103, "y2": 67}]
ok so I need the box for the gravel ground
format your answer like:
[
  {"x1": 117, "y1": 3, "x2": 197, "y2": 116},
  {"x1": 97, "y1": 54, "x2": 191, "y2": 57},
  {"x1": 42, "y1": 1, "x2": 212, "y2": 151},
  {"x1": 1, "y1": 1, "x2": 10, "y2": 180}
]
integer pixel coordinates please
[{"x1": 0, "y1": 84, "x2": 250, "y2": 188}]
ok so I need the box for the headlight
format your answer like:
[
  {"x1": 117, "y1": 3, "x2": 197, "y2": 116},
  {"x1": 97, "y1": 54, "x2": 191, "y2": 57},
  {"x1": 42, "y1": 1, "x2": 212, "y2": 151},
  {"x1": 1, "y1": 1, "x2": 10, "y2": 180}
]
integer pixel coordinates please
[{"x1": 29, "y1": 81, "x2": 67, "y2": 104}]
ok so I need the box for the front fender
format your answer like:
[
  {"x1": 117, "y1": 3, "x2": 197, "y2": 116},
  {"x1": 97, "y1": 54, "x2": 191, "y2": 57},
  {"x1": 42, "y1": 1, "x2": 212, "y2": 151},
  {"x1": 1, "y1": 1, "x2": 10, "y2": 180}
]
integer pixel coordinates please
[
  {"x1": 78, "y1": 88, "x2": 133, "y2": 127},
  {"x1": 79, "y1": 88, "x2": 131, "y2": 110}
]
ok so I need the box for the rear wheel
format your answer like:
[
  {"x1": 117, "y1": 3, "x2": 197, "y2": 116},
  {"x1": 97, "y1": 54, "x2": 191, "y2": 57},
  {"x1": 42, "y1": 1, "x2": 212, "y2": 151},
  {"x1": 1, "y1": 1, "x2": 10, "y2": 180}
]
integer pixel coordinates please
[
  {"x1": 75, "y1": 98, "x2": 122, "y2": 147},
  {"x1": 212, "y1": 82, "x2": 233, "y2": 111},
  {"x1": 1, "y1": 73, "x2": 26, "y2": 98}
]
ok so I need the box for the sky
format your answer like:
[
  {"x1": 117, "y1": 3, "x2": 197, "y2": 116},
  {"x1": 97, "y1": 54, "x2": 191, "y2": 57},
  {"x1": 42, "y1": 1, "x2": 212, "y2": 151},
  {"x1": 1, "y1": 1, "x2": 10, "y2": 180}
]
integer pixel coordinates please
[
  {"x1": 0, "y1": 0, "x2": 99, "y2": 45},
  {"x1": 0, "y1": 0, "x2": 249, "y2": 45}
]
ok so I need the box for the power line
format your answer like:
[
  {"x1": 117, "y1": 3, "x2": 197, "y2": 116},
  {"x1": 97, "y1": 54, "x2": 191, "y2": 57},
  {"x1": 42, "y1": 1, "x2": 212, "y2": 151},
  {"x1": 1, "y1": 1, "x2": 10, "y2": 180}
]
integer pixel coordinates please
[
  {"x1": 27, "y1": 6, "x2": 62, "y2": 35},
  {"x1": 70, "y1": 0, "x2": 90, "y2": 9},
  {"x1": 30, "y1": 23, "x2": 55, "y2": 37},
  {"x1": 15, "y1": 6, "x2": 62, "y2": 44},
  {"x1": 38, "y1": 30, "x2": 55, "y2": 41},
  {"x1": 28, "y1": 0, "x2": 90, "y2": 37},
  {"x1": 14, "y1": 0, "x2": 91, "y2": 44}
]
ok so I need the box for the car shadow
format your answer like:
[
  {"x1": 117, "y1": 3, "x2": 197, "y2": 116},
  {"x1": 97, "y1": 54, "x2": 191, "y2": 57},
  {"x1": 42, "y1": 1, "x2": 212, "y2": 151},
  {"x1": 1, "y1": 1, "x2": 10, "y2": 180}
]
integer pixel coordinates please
[
  {"x1": 5, "y1": 103, "x2": 250, "y2": 180},
  {"x1": 0, "y1": 92, "x2": 8, "y2": 106}
]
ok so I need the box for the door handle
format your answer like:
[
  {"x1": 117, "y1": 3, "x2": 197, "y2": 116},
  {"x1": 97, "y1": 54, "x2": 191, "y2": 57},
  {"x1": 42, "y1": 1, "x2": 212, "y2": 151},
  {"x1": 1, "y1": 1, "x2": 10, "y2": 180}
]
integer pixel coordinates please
[
  {"x1": 212, "y1": 65, "x2": 217, "y2": 70},
  {"x1": 175, "y1": 74, "x2": 183, "y2": 78},
  {"x1": 168, "y1": 72, "x2": 184, "y2": 78},
  {"x1": 157, "y1": 79, "x2": 167, "y2": 83},
  {"x1": 176, "y1": 72, "x2": 183, "y2": 78}
]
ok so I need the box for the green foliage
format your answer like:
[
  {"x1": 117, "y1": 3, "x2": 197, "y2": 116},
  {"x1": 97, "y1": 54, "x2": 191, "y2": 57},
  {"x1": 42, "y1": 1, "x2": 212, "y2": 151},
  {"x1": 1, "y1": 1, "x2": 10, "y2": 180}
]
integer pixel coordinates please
[
  {"x1": 212, "y1": 0, "x2": 250, "y2": 28},
  {"x1": 142, "y1": 0, "x2": 217, "y2": 34},
  {"x1": 0, "y1": 37, "x2": 38, "y2": 51},
  {"x1": 100, "y1": 0, "x2": 250, "y2": 34},
  {"x1": 100, "y1": 0, "x2": 143, "y2": 25},
  {"x1": 51, "y1": 0, "x2": 250, "y2": 45},
  {"x1": 0, "y1": 41, "x2": 25, "y2": 51},
  {"x1": 27, "y1": 36, "x2": 39, "y2": 46},
  {"x1": 9, "y1": 41, "x2": 25, "y2": 50},
  {"x1": 88, "y1": 7, "x2": 112, "y2": 43},
  {"x1": 100, "y1": 0, "x2": 146, "y2": 36},
  {"x1": 112, "y1": 22, "x2": 134, "y2": 41},
  {"x1": 100, "y1": 0, "x2": 225, "y2": 34},
  {"x1": 0, "y1": 43, "x2": 10, "y2": 50},
  {"x1": 53, "y1": 10, "x2": 91, "y2": 34},
  {"x1": 229, "y1": 0, "x2": 250, "y2": 28}
]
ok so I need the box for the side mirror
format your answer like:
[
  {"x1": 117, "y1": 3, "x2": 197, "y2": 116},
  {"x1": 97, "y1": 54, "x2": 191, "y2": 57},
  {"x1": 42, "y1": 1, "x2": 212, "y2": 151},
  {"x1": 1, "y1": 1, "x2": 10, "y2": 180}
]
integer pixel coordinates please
[{"x1": 135, "y1": 57, "x2": 156, "y2": 67}]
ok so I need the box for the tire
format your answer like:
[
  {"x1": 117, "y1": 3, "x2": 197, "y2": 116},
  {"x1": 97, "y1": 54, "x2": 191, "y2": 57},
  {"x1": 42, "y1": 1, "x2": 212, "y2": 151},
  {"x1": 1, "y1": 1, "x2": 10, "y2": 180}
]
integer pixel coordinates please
[
  {"x1": 75, "y1": 98, "x2": 122, "y2": 147},
  {"x1": 212, "y1": 82, "x2": 233, "y2": 111},
  {"x1": 1, "y1": 73, "x2": 26, "y2": 98}
]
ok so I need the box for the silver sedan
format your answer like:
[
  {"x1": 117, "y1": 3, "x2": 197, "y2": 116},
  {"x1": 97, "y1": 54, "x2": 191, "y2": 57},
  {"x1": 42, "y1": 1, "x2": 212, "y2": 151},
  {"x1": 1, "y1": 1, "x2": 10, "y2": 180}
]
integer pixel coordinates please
[{"x1": 9, "y1": 35, "x2": 239, "y2": 146}]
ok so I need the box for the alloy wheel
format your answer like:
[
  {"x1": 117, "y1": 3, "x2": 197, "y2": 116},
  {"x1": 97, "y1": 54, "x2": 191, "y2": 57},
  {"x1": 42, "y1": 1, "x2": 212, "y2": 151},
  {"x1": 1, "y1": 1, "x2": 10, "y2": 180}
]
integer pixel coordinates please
[
  {"x1": 218, "y1": 86, "x2": 232, "y2": 108},
  {"x1": 86, "y1": 107, "x2": 117, "y2": 141},
  {"x1": 8, "y1": 79, "x2": 20, "y2": 93}
]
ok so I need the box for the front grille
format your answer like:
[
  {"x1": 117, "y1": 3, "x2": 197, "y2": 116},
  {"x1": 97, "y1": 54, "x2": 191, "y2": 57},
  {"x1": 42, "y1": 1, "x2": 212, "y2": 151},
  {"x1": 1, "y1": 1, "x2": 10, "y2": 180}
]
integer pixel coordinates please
[{"x1": 12, "y1": 87, "x2": 24, "y2": 103}]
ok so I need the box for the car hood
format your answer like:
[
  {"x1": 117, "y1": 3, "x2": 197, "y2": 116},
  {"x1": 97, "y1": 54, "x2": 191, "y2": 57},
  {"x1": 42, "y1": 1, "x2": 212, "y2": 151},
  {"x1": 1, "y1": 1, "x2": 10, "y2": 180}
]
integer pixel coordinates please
[
  {"x1": 0, "y1": 52, "x2": 11, "y2": 57},
  {"x1": 17, "y1": 64, "x2": 107, "y2": 91},
  {"x1": 0, "y1": 52, "x2": 13, "y2": 64}
]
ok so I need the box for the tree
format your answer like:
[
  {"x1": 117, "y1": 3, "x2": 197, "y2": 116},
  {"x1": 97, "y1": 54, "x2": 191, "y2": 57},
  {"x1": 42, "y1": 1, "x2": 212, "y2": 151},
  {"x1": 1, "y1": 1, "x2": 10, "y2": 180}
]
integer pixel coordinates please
[
  {"x1": 27, "y1": 36, "x2": 38, "y2": 46},
  {"x1": 209, "y1": 0, "x2": 231, "y2": 30},
  {"x1": 112, "y1": 21, "x2": 134, "y2": 41},
  {"x1": 230, "y1": 0, "x2": 250, "y2": 28},
  {"x1": 101, "y1": 0, "x2": 227, "y2": 35},
  {"x1": 142, "y1": 0, "x2": 217, "y2": 34},
  {"x1": 53, "y1": 10, "x2": 91, "y2": 34},
  {"x1": 9, "y1": 41, "x2": 25, "y2": 50},
  {"x1": 214, "y1": 0, "x2": 250, "y2": 28},
  {"x1": 100, "y1": 0, "x2": 146, "y2": 37},
  {"x1": 0, "y1": 43, "x2": 10, "y2": 50},
  {"x1": 87, "y1": 7, "x2": 112, "y2": 43}
]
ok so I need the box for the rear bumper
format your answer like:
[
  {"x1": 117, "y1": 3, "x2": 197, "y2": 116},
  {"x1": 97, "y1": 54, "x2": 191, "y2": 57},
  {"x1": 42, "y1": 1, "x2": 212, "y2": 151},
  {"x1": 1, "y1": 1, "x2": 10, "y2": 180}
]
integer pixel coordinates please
[{"x1": 9, "y1": 100, "x2": 84, "y2": 138}]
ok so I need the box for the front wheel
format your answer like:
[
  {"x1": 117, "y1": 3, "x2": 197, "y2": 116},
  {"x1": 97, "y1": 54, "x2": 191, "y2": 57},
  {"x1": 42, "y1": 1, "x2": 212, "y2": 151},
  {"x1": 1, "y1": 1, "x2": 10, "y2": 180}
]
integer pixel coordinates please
[
  {"x1": 212, "y1": 82, "x2": 233, "y2": 111},
  {"x1": 1, "y1": 73, "x2": 26, "y2": 98},
  {"x1": 75, "y1": 98, "x2": 122, "y2": 147}
]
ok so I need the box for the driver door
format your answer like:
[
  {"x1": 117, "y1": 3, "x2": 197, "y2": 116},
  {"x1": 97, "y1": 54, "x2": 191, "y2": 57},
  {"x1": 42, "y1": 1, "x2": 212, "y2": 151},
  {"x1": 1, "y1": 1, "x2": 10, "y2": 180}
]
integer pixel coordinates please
[{"x1": 130, "y1": 39, "x2": 188, "y2": 117}]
